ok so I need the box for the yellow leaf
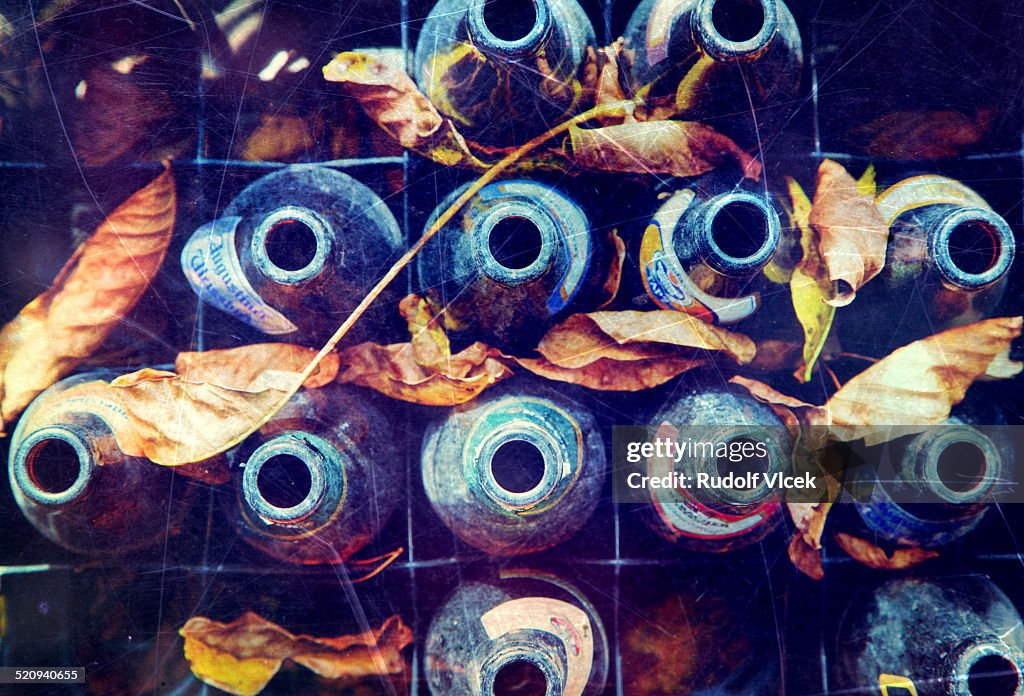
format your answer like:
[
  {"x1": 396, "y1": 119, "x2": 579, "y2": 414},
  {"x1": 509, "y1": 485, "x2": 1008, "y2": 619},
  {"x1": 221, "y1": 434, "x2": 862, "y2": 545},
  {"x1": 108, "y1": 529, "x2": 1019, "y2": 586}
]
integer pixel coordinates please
[
  {"x1": 855, "y1": 163, "x2": 876, "y2": 197},
  {"x1": 787, "y1": 176, "x2": 836, "y2": 383},
  {"x1": 181, "y1": 612, "x2": 412, "y2": 696}
]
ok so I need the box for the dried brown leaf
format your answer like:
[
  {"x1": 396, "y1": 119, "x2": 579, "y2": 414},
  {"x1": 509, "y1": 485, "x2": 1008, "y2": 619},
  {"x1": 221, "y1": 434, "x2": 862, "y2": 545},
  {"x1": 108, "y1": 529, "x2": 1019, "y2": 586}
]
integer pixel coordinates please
[
  {"x1": 336, "y1": 295, "x2": 511, "y2": 405},
  {"x1": 729, "y1": 376, "x2": 830, "y2": 432},
  {"x1": 240, "y1": 113, "x2": 314, "y2": 162},
  {"x1": 787, "y1": 503, "x2": 830, "y2": 581},
  {"x1": 569, "y1": 120, "x2": 762, "y2": 181},
  {"x1": 828, "y1": 317, "x2": 1023, "y2": 443},
  {"x1": 175, "y1": 344, "x2": 340, "y2": 391},
  {"x1": 834, "y1": 533, "x2": 940, "y2": 571},
  {"x1": 180, "y1": 612, "x2": 412, "y2": 696},
  {"x1": 322, "y1": 51, "x2": 486, "y2": 168},
  {"x1": 596, "y1": 229, "x2": 626, "y2": 309},
  {"x1": 807, "y1": 159, "x2": 888, "y2": 306},
  {"x1": 514, "y1": 354, "x2": 705, "y2": 391},
  {"x1": 538, "y1": 311, "x2": 755, "y2": 370},
  {"x1": 32, "y1": 368, "x2": 291, "y2": 466},
  {"x1": 0, "y1": 165, "x2": 176, "y2": 433},
  {"x1": 852, "y1": 109, "x2": 994, "y2": 160},
  {"x1": 512, "y1": 311, "x2": 751, "y2": 391}
]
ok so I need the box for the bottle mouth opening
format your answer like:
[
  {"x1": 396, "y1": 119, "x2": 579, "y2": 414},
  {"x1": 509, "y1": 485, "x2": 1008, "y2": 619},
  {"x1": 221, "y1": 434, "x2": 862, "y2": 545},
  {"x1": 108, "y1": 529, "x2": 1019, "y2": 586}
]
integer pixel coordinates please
[
  {"x1": 257, "y1": 454, "x2": 314, "y2": 509},
  {"x1": 966, "y1": 654, "x2": 1022, "y2": 696},
  {"x1": 243, "y1": 437, "x2": 331, "y2": 524},
  {"x1": 492, "y1": 659, "x2": 549, "y2": 696},
  {"x1": 12, "y1": 427, "x2": 94, "y2": 506},
  {"x1": 477, "y1": 202, "x2": 556, "y2": 285},
  {"x1": 936, "y1": 441, "x2": 989, "y2": 495},
  {"x1": 933, "y1": 209, "x2": 1014, "y2": 290},
  {"x1": 251, "y1": 207, "x2": 331, "y2": 285},
  {"x1": 698, "y1": 194, "x2": 780, "y2": 274},
  {"x1": 469, "y1": 0, "x2": 550, "y2": 56},
  {"x1": 715, "y1": 436, "x2": 772, "y2": 486},
  {"x1": 694, "y1": 0, "x2": 778, "y2": 61},
  {"x1": 489, "y1": 216, "x2": 544, "y2": 271},
  {"x1": 490, "y1": 439, "x2": 548, "y2": 494}
]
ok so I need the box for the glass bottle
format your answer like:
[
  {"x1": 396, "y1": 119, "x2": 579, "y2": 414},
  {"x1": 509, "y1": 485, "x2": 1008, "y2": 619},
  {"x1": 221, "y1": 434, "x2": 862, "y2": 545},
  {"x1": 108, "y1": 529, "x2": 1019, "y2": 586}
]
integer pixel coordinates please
[
  {"x1": 417, "y1": 179, "x2": 596, "y2": 350},
  {"x1": 413, "y1": 0, "x2": 595, "y2": 145},
  {"x1": 227, "y1": 383, "x2": 403, "y2": 565},
  {"x1": 182, "y1": 164, "x2": 404, "y2": 347},
  {"x1": 8, "y1": 371, "x2": 193, "y2": 555},
  {"x1": 633, "y1": 182, "x2": 782, "y2": 325},
  {"x1": 833, "y1": 575, "x2": 1024, "y2": 696},
  {"x1": 838, "y1": 175, "x2": 1015, "y2": 357},
  {"x1": 426, "y1": 568, "x2": 609, "y2": 695},
  {"x1": 623, "y1": 0, "x2": 803, "y2": 150},
  {"x1": 849, "y1": 414, "x2": 1010, "y2": 550},
  {"x1": 641, "y1": 383, "x2": 793, "y2": 552},
  {"x1": 421, "y1": 380, "x2": 606, "y2": 556}
]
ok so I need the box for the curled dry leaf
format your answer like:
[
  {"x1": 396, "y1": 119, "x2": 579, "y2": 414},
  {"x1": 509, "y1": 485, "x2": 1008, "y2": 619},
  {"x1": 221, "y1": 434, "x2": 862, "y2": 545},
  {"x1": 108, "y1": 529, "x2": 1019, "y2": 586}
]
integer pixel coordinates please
[
  {"x1": 181, "y1": 612, "x2": 412, "y2": 696},
  {"x1": 834, "y1": 533, "x2": 940, "y2": 571},
  {"x1": 337, "y1": 295, "x2": 511, "y2": 405},
  {"x1": 851, "y1": 108, "x2": 994, "y2": 160},
  {"x1": 807, "y1": 159, "x2": 888, "y2": 307},
  {"x1": 786, "y1": 502, "x2": 830, "y2": 581},
  {"x1": 513, "y1": 311, "x2": 754, "y2": 391},
  {"x1": 322, "y1": 50, "x2": 486, "y2": 169},
  {"x1": 828, "y1": 316, "x2": 1023, "y2": 444},
  {"x1": 569, "y1": 120, "x2": 762, "y2": 181},
  {"x1": 596, "y1": 229, "x2": 626, "y2": 309},
  {"x1": 0, "y1": 164, "x2": 175, "y2": 433},
  {"x1": 175, "y1": 343, "x2": 340, "y2": 391}
]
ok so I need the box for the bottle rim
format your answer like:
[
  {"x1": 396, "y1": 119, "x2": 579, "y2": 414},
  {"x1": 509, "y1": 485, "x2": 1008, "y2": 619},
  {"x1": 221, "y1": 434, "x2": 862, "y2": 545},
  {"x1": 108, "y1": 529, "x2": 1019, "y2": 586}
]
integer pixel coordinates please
[
  {"x1": 11, "y1": 425, "x2": 95, "y2": 507},
  {"x1": 905, "y1": 424, "x2": 1001, "y2": 505},
  {"x1": 693, "y1": 191, "x2": 780, "y2": 276},
  {"x1": 473, "y1": 199, "x2": 559, "y2": 286},
  {"x1": 242, "y1": 434, "x2": 340, "y2": 525},
  {"x1": 467, "y1": 0, "x2": 552, "y2": 59},
  {"x1": 691, "y1": 0, "x2": 779, "y2": 63},
  {"x1": 929, "y1": 206, "x2": 1015, "y2": 291},
  {"x1": 946, "y1": 636, "x2": 1024, "y2": 696},
  {"x1": 250, "y1": 206, "x2": 332, "y2": 286}
]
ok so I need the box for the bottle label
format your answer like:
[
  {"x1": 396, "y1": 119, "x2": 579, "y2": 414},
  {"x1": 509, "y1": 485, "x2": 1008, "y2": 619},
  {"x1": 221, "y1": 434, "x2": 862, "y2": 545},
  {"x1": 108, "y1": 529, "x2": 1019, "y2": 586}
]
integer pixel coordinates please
[
  {"x1": 639, "y1": 189, "x2": 760, "y2": 324},
  {"x1": 645, "y1": 0, "x2": 686, "y2": 67},
  {"x1": 855, "y1": 480, "x2": 984, "y2": 548},
  {"x1": 875, "y1": 175, "x2": 991, "y2": 228},
  {"x1": 879, "y1": 674, "x2": 918, "y2": 696},
  {"x1": 481, "y1": 598, "x2": 594, "y2": 696},
  {"x1": 181, "y1": 217, "x2": 299, "y2": 335},
  {"x1": 479, "y1": 182, "x2": 591, "y2": 315}
]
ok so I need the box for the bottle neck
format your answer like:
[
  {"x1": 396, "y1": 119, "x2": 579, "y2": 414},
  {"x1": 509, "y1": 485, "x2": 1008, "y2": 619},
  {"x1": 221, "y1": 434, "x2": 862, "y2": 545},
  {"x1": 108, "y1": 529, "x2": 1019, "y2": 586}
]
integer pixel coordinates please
[
  {"x1": 478, "y1": 633, "x2": 568, "y2": 696},
  {"x1": 689, "y1": 424, "x2": 785, "y2": 510},
  {"x1": 472, "y1": 197, "x2": 558, "y2": 287},
  {"x1": 241, "y1": 432, "x2": 347, "y2": 530},
  {"x1": 945, "y1": 636, "x2": 1024, "y2": 696},
  {"x1": 467, "y1": 0, "x2": 554, "y2": 60},
  {"x1": 691, "y1": 0, "x2": 779, "y2": 62},
  {"x1": 466, "y1": 398, "x2": 582, "y2": 515},
  {"x1": 927, "y1": 206, "x2": 1014, "y2": 292},
  {"x1": 11, "y1": 423, "x2": 100, "y2": 507},
  {"x1": 249, "y1": 206, "x2": 334, "y2": 286},
  {"x1": 901, "y1": 424, "x2": 1001, "y2": 505},
  {"x1": 684, "y1": 191, "x2": 780, "y2": 278}
]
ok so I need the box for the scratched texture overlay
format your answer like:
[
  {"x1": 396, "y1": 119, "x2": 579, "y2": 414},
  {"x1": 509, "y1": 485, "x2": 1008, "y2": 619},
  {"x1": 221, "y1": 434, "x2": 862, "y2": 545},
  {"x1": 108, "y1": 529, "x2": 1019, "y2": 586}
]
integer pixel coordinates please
[{"x1": 0, "y1": 1, "x2": 1021, "y2": 695}]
